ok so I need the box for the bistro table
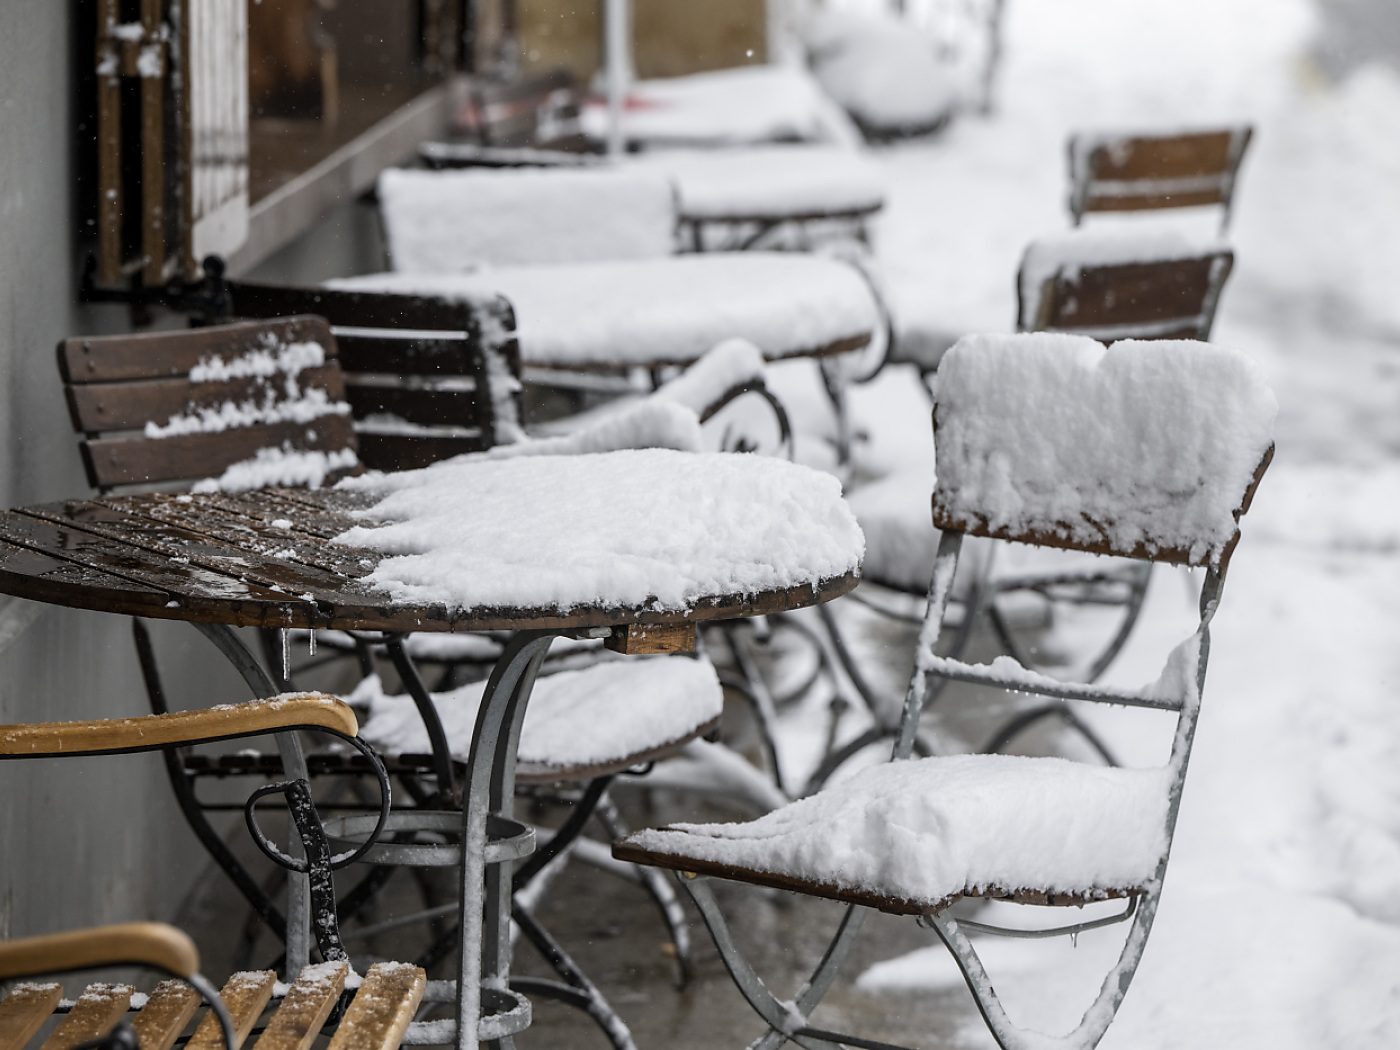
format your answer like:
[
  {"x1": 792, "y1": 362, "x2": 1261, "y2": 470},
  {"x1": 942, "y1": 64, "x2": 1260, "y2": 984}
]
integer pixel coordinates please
[{"x1": 0, "y1": 473, "x2": 859, "y2": 1047}]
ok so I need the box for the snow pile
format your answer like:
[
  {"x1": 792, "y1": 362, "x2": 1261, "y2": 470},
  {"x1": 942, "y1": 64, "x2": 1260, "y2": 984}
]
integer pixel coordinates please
[
  {"x1": 651, "y1": 338, "x2": 767, "y2": 415},
  {"x1": 334, "y1": 449, "x2": 864, "y2": 613},
  {"x1": 378, "y1": 167, "x2": 676, "y2": 273},
  {"x1": 931, "y1": 333, "x2": 1276, "y2": 564},
  {"x1": 352, "y1": 656, "x2": 722, "y2": 770},
  {"x1": 804, "y1": 9, "x2": 958, "y2": 134},
  {"x1": 579, "y1": 64, "x2": 861, "y2": 148},
  {"x1": 475, "y1": 399, "x2": 703, "y2": 458},
  {"x1": 846, "y1": 468, "x2": 941, "y2": 592},
  {"x1": 191, "y1": 445, "x2": 359, "y2": 493},
  {"x1": 626, "y1": 753, "x2": 1172, "y2": 906},
  {"x1": 626, "y1": 145, "x2": 884, "y2": 220},
  {"x1": 146, "y1": 387, "x2": 348, "y2": 438},
  {"x1": 330, "y1": 254, "x2": 880, "y2": 369},
  {"x1": 1017, "y1": 228, "x2": 1232, "y2": 329},
  {"x1": 189, "y1": 339, "x2": 326, "y2": 385}
]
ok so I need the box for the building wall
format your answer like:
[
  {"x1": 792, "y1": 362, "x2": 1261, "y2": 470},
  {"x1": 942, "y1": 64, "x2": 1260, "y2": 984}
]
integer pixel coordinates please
[{"x1": 0, "y1": 0, "x2": 253, "y2": 947}]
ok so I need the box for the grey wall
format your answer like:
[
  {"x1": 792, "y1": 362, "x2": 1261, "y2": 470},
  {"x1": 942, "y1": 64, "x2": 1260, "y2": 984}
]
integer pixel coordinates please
[{"x1": 0, "y1": 1, "x2": 254, "y2": 945}]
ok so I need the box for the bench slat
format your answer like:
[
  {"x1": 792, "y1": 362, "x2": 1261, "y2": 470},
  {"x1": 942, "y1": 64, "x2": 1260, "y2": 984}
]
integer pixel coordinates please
[
  {"x1": 185, "y1": 971, "x2": 277, "y2": 1050},
  {"x1": 324, "y1": 963, "x2": 426, "y2": 1050},
  {"x1": 0, "y1": 983, "x2": 63, "y2": 1050},
  {"x1": 41, "y1": 984, "x2": 131, "y2": 1050},
  {"x1": 252, "y1": 963, "x2": 348, "y2": 1050},
  {"x1": 129, "y1": 980, "x2": 201, "y2": 1050}
]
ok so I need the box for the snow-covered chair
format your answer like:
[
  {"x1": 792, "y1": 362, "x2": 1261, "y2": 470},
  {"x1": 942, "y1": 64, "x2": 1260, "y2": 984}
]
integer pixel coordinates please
[
  {"x1": 1068, "y1": 125, "x2": 1253, "y2": 230},
  {"x1": 615, "y1": 332, "x2": 1276, "y2": 1050}
]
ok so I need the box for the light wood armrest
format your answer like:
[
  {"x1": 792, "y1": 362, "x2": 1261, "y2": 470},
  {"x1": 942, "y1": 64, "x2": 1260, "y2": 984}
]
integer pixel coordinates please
[
  {"x1": 0, "y1": 923, "x2": 198, "y2": 981},
  {"x1": 0, "y1": 694, "x2": 358, "y2": 759}
]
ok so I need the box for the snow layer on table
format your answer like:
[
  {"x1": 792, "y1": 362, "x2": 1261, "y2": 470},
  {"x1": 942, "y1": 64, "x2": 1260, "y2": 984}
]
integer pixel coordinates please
[
  {"x1": 651, "y1": 338, "x2": 767, "y2": 415},
  {"x1": 628, "y1": 754, "x2": 1171, "y2": 905},
  {"x1": 626, "y1": 145, "x2": 884, "y2": 220},
  {"x1": 931, "y1": 333, "x2": 1276, "y2": 564},
  {"x1": 1017, "y1": 228, "x2": 1230, "y2": 329},
  {"x1": 351, "y1": 655, "x2": 721, "y2": 769},
  {"x1": 329, "y1": 254, "x2": 879, "y2": 369},
  {"x1": 804, "y1": 9, "x2": 957, "y2": 131},
  {"x1": 378, "y1": 167, "x2": 676, "y2": 273},
  {"x1": 579, "y1": 64, "x2": 861, "y2": 148},
  {"x1": 334, "y1": 449, "x2": 863, "y2": 613},
  {"x1": 191, "y1": 445, "x2": 358, "y2": 494}
]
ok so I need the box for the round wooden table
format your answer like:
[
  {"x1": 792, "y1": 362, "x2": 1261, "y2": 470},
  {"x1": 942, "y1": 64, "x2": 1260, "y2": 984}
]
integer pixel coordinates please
[{"x1": 0, "y1": 485, "x2": 857, "y2": 1048}]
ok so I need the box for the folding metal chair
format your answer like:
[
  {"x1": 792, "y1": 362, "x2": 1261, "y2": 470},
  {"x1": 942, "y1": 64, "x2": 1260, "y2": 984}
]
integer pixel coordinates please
[{"x1": 614, "y1": 332, "x2": 1275, "y2": 1049}]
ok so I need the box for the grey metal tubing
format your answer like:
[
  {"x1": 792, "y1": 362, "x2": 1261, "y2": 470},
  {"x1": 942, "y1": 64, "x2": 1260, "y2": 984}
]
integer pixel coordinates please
[
  {"x1": 895, "y1": 531, "x2": 963, "y2": 761},
  {"x1": 384, "y1": 635, "x2": 461, "y2": 806},
  {"x1": 750, "y1": 902, "x2": 868, "y2": 1050},
  {"x1": 918, "y1": 894, "x2": 1137, "y2": 940},
  {"x1": 189, "y1": 621, "x2": 312, "y2": 978},
  {"x1": 721, "y1": 624, "x2": 787, "y2": 795}
]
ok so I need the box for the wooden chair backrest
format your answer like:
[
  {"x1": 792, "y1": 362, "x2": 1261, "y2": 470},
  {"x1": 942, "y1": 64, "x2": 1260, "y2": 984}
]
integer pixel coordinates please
[
  {"x1": 1068, "y1": 126, "x2": 1253, "y2": 226},
  {"x1": 224, "y1": 282, "x2": 524, "y2": 472},
  {"x1": 1018, "y1": 245, "x2": 1234, "y2": 344},
  {"x1": 454, "y1": 68, "x2": 589, "y2": 152},
  {"x1": 58, "y1": 317, "x2": 357, "y2": 493}
]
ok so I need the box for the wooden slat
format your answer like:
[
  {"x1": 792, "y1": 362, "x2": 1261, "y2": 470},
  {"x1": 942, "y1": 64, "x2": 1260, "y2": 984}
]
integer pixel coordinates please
[
  {"x1": 65, "y1": 366, "x2": 345, "y2": 434},
  {"x1": 603, "y1": 622, "x2": 696, "y2": 655},
  {"x1": 0, "y1": 983, "x2": 62, "y2": 1050},
  {"x1": 0, "y1": 926, "x2": 197, "y2": 985},
  {"x1": 1034, "y1": 254, "x2": 1232, "y2": 335},
  {"x1": 1089, "y1": 130, "x2": 1235, "y2": 183},
  {"x1": 41, "y1": 985, "x2": 131, "y2": 1050},
  {"x1": 185, "y1": 971, "x2": 276, "y2": 1050},
  {"x1": 184, "y1": 489, "x2": 370, "y2": 539},
  {"x1": 323, "y1": 963, "x2": 425, "y2": 1050},
  {"x1": 251, "y1": 962, "x2": 347, "y2": 1050},
  {"x1": 0, "y1": 540, "x2": 174, "y2": 620},
  {"x1": 129, "y1": 980, "x2": 201, "y2": 1050},
  {"x1": 81, "y1": 414, "x2": 357, "y2": 490},
  {"x1": 344, "y1": 385, "x2": 484, "y2": 427},
  {"x1": 355, "y1": 433, "x2": 489, "y2": 473},
  {"x1": 58, "y1": 318, "x2": 336, "y2": 385},
  {"x1": 227, "y1": 282, "x2": 474, "y2": 332},
  {"x1": 0, "y1": 693, "x2": 357, "y2": 759},
  {"x1": 1086, "y1": 188, "x2": 1226, "y2": 213},
  {"x1": 337, "y1": 337, "x2": 481, "y2": 377}
]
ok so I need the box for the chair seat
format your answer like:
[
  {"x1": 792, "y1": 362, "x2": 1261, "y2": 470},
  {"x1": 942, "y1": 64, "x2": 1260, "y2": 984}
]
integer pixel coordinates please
[
  {"x1": 329, "y1": 254, "x2": 878, "y2": 370},
  {"x1": 615, "y1": 753, "x2": 1171, "y2": 914},
  {"x1": 356, "y1": 655, "x2": 724, "y2": 781}
]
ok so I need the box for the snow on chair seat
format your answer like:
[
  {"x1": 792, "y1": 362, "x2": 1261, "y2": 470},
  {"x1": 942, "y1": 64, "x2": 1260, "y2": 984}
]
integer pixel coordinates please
[{"x1": 353, "y1": 655, "x2": 724, "y2": 782}]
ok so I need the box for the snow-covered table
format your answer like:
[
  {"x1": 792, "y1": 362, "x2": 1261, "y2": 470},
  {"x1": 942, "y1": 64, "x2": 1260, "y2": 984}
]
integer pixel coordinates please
[{"x1": 0, "y1": 450, "x2": 863, "y2": 1049}]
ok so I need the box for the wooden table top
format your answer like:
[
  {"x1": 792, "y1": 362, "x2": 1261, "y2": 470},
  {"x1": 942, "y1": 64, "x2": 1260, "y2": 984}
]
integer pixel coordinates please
[{"x1": 0, "y1": 488, "x2": 857, "y2": 633}]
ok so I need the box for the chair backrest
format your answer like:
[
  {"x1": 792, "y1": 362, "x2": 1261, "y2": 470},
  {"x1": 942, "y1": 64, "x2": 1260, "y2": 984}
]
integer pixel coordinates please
[
  {"x1": 221, "y1": 280, "x2": 525, "y2": 473},
  {"x1": 930, "y1": 332, "x2": 1275, "y2": 572},
  {"x1": 58, "y1": 317, "x2": 359, "y2": 494},
  {"x1": 451, "y1": 68, "x2": 589, "y2": 151},
  {"x1": 1017, "y1": 228, "x2": 1234, "y2": 343},
  {"x1": 377, "y1": 167, "x2": 679, "y2": 272},
  {"x1": 1067, "y1": 125, "x2": 1253, "y2": 227}
]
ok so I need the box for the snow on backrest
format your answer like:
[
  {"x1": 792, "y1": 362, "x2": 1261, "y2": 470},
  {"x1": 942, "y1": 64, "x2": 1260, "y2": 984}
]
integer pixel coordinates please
[
  {"x1": 931, "y1": 333, "x2": 1276, "y2": 567},
  {"x1": 379, "y1": 167, "x2": 678, "y2": 273},
  {"x1": 1018, "y1": 227, "x2": 1230, "y2": 331},
  {"x1": 651, "y1": 338, "x2": 766, "y2": 416}
]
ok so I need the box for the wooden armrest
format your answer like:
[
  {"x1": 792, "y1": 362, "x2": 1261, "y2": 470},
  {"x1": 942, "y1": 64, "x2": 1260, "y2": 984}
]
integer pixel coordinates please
[
  {"x1": 0, "y1": 923, "x2": 198, "y2": 981},
  {"x1": 0, "y1": 693, "x2": 358, "y2": 759}
]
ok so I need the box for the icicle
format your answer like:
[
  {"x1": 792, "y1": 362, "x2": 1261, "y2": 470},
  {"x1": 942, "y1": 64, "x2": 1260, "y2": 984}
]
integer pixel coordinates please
[
  {"x1": 308, "y1": 629, "x2": 316, "y2": 657},
  {"x1": 281, "y1": 628, "x2": 291, "y2": 683},
  {"x1": 1071, "y1": 931, "x2": 1079, "y2": 948}
]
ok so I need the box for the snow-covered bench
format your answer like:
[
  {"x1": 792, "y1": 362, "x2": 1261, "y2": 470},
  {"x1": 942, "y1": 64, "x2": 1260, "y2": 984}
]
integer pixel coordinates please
[{"x1": 615, "y1": 331, "x2": 1276, "y2": 1050}]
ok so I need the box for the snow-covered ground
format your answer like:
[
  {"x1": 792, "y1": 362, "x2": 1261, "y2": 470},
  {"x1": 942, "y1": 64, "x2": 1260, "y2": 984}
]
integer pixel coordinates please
[{"x1": 789, "y1": 0, "x2": 1400, "y2": 1044}]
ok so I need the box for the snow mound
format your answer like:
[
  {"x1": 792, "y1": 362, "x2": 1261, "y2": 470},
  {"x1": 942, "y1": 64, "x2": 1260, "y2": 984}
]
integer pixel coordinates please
[
  {"x1": 652, "y1": 338, "x2": 767, "y2": 415},
  {"x1": 626, "y1": 754, "x2": 1172, "y2": 906},
  {"x1": 378, "y1": 167, "x2": 676, "y2": 272},
  {"x1": 335, "y1": 449, "x2": 864, "y2": 614},
  {"x1": 352, "y1": 656, "x2": 722, "y2": 770},
  {"x1": 931, "y1": 333, "x2": 1275, "y2": 565}
]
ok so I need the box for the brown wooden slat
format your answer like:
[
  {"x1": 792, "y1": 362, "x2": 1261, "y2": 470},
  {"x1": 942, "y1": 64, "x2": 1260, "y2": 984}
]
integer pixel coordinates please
[
  {"x1": 604, "y1": 622, "x2": 696, "y2": 655},
  {"x1": 1090, "y1": 130, "x2": 1235, "y2": 183},
  {"x1": 1085, "y1": 188, "x2": 1226, "y2": 212},
  {"x1": 185, "y1": 971, "x2": 276, "y2": 1050},
  {"x1": 186, "y1": 490, "x2": 370, "y2": 539},
  {"x1": 344, "y1": 385, "x2": 485, "y2": 426},
  {"x1": 65, "y1": 366, "x2": 345, "y2": 435},
  {"x1": 1035, "y1": 254, "x2": 1232, "y2": 333},
  {"x1": 0, "y1": 540, "x2": 174, "y2": 620},
  {"x1": 41, "y1": 985, "x2": 131, "y2": 1050},
  {"x1": 355, "y1": 433, "x2": 489, "y2": 473},
  {"x1": 58, "y1": 318, "x2": 336, "y2": 385},
  {"x1": 81, "y1": 414, "x2": 356, "y2": 490},
  {"x1": 323, "y1": 963, "x2": 425, "y2": 1050},
  {"x1": 227, "y1": 282, "x2": 474, "y2": 332},
  {"x1": 251, "y1": 962, "x2": 347, "y2": 1050},
  {"x1": 0, "y1": 983, "x2": 63, "y2": 1050},
  {"x1": 337, "y1": 337, "x2": 481, "y2": 377},
  {"x1": 129, "y1": 981, "x2": 201, "y2": 1050}
]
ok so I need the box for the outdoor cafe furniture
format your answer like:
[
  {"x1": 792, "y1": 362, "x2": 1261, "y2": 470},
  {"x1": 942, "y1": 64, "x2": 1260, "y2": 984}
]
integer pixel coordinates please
[
  {"x1": 1067, "y1": 124, "x2": 1254, "y2": 230},
  {"x1": 616, "y1": 331, "x2": 1276, "y2": 1050},
  {"x1": 0, "y1": 699, "x2": 426, "y2": 1050},
  {"x1": 14, "y1": 317, "x2": 866, "y2": 1048}
]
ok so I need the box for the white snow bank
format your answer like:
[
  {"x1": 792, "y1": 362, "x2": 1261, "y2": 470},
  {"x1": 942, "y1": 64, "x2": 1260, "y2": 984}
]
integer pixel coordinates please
[
  {"x1": 626, "y1": 145, "x2": 884, "y2": 220},
  {"x1": 378, "y1": 167, "x2": 676, "y2": 273},
  {"x1": 627, "y1": 753, "x2": 1172, "y2": 905},
  {"x1": 474, "y1": 400, "x2": 704, "y2": 459},
  {"x1": 330, "y1": 254, "x2": 880, "y2": 369},
  {"x1": 1018, "y1": 228, "x2": 1231, "y2": 330},
  {"x1": 651, "y1": 338, "x2": 767, "y2": 415},
  {"x1": 931, "y1": 334, "x2": 1276, "y2": 564},
  {"x1": 352, "y1": 656, "x2": 722, "y2": 770},
  {"x1": 191, "y1": 446, "x2": 358, "y2": 494},
  {"x1": 335, "y1": 449, "x2": 863, "y2": 613},
  {"x1": 804, "y1": 9, "x2": 957, "y2": 132}
]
